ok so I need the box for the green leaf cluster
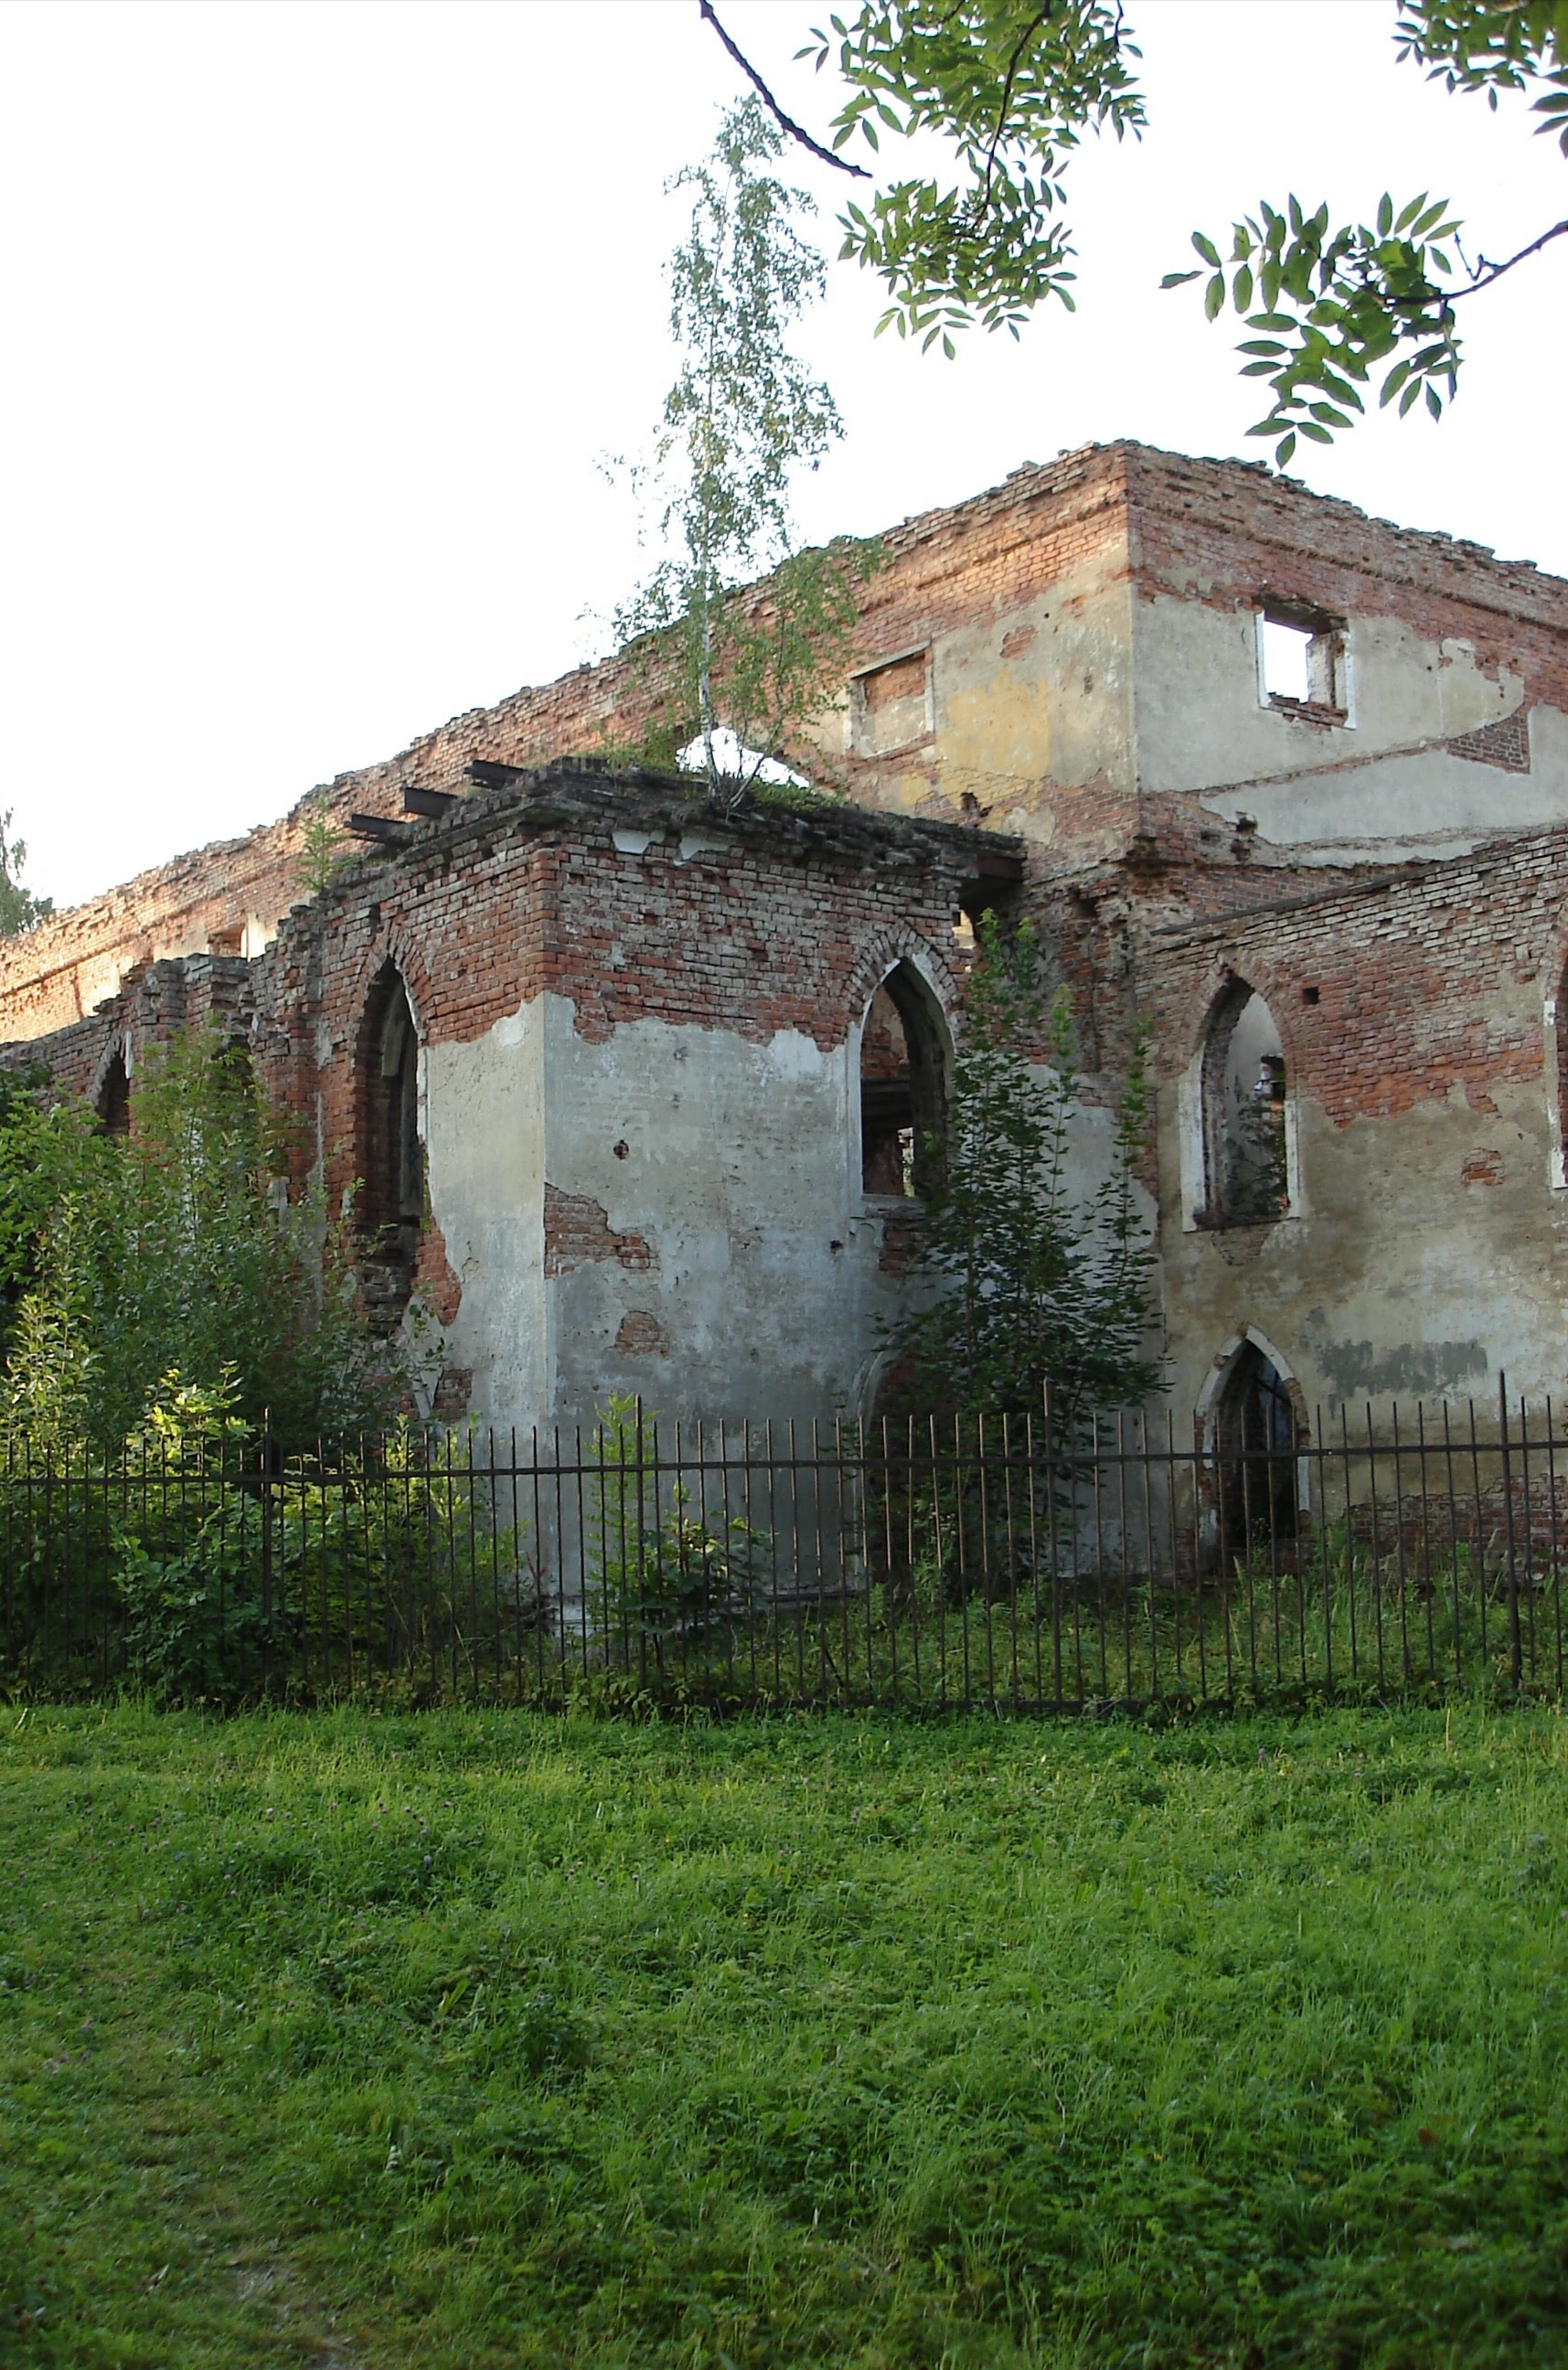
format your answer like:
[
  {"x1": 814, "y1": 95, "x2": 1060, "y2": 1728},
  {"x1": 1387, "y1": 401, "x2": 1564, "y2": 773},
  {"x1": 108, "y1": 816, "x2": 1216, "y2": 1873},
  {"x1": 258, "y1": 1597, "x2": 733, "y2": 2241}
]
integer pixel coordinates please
[
  {"x1": 586, "y1": 1393, "x2": 773, "y2": 1652},
  {"x1": 0, "y1": 1030, "x2": 394, "y2": 1452},
  {"x1": 688, "y1": 1, "x2": 1564, "y2": 457},
  {"x1": 1398, "y1": 0, "x2": 1568, "y2": 152},
  {"x1": 3, "y1": 1381, "x2": 537, "y2": 1706},
  {"x1": 805, "y1": 0, "x2": 1143, "y2": 348},
  {"x1": 0, "y1": 806, "x2": 52, "y2": 938},
  {"x1": 295, "y1": 789, "x2": 346, "y2": 898},
  {"x1": 889, "y1": 913, "x2": 1160, "y2": 1426},
  {"x1": 1165, "y1": 192, "x2": 1467, "y2": 466}
]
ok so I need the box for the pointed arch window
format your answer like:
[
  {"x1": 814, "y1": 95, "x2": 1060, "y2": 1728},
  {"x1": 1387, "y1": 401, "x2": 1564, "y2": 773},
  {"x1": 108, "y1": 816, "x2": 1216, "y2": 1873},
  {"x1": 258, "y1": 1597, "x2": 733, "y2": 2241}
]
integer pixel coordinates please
[
  {"x1": 1214, "y1": 1339, "x2": 1302, "y2": 1558},
  {"x1": 859, "y1": 960, "x2": 949, "y2": 1201},
  {"x1": 1200, "y1": 978, "x2": 1289, "y2": 1224},
  {"x1": 96, "y1": 1048, "x2": 131, "y2": 1137},
  {"x1": 357, "y1": 965, "x2": 423, "y2": 1328}
]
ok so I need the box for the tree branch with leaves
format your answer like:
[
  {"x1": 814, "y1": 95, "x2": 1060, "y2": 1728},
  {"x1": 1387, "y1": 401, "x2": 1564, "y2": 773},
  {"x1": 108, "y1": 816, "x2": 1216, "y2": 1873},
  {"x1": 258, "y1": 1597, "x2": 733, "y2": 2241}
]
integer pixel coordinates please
[
  {"x1": 0, "y1": 809, "x2": 53, "y2": 939},
  {"x1": 700, "y1": 0, "x2": 1565, "y2": 456}
]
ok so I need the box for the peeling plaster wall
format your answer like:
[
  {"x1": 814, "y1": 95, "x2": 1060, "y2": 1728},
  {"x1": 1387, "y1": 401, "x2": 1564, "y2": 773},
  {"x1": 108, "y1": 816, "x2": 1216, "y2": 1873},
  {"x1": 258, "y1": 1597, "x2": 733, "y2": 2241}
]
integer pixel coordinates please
[
  {"x1": 415, "y1": 998, "x2": 1137, "y2": 1437},
  {"x1": 1143, "y1": 830, "x2": 1568, "y2": 1420},
  {"x1": 416, "y1": 995, "x2": 548, "y2": 1429},
  {"x1": 12, "y1": 444, "x2": 1568, "y2": 1427},
  {"x1": 1157, "y1": 1080, "x2": 1568, "y2": 1417},
  {"x1": 28, "y1": 765, "x2": 1013, "y2": 1439},
  {"x1": 535, "y1": 998, "x2": 899, "y2": 1432},
  {"x1": 838, "y1": 557, "x2": 1137, "y2": 852},
  {"x1": 1130, "y1": 590, "x2": 1566, "y2": 863}
]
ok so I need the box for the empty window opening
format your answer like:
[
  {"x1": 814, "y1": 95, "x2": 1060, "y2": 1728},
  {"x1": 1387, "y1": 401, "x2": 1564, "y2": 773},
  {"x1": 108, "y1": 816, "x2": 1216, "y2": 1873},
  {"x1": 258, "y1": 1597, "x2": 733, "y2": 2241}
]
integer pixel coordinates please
[
  {"x1": 357, "y1": 966, "x2": 423, "y2": 1329},
  {"x1": 1201, "y1": 979, "x2": 1288, "y2": 1223},
  {"x1": 207, "y1": 923, "x2": 244, "y2": 957},
  {"x1": 859, "y1": 962, "x2": 949, "y2": 1200},
  {"x1": 851, "y1": 647, "x2": 932, "y2": 758},
  {"x1": 1215, "y1": 1341, "x2": 1300, "y2": 1560},
  {"x1": 97, "y1": 1049, "x2": 130, "y2": 1137},
  {"x1": 1259, "y1": 603, "x2": 1344, "y2": 716}
]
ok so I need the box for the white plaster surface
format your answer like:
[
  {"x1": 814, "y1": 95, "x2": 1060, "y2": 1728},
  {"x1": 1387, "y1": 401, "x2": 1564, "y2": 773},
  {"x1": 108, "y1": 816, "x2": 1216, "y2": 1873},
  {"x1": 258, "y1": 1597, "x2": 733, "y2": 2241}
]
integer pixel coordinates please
[{"x1": 1134, "y1": 595, "x2": 1566, "y2": 857}]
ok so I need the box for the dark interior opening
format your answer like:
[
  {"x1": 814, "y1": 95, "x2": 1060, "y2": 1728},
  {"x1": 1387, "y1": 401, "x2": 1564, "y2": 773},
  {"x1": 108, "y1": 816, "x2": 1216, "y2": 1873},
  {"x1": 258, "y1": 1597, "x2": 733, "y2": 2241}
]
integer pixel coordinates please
[
  {"x1": 97, "y1": 1050, "x2": 131, "y2": 1137},
  {"x1": 357, "y1": 967, "x2": 422, "y2": 1330},
  {"x1": 1200, "y1": 977, "x2": 1288, "y2": 1223},
  {"x1": 859, "y1": 962, "x2": 948, "y2": 1200},
  {"x1": 1215, "y1": 1341, "x2": 1299, "y2": 1558}
]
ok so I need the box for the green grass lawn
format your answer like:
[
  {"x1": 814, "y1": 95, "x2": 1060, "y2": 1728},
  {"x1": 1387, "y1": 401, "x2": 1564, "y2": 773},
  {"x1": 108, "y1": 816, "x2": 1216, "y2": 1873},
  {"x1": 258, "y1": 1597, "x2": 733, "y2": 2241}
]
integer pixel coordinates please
[{"x1": 3, "y1": 1704, "x2": 1567, "y2": 2369}]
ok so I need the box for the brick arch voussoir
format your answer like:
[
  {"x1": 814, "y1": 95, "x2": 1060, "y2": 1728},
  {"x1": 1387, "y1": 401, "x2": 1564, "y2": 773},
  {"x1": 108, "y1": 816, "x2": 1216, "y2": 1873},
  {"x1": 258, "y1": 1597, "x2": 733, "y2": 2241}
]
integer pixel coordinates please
[
  {"x1": 1188, "y1": 949, "x2": 1300, "y2": 1077},
  {"x1": 845, "y1": 924, "x2": 961, "y2": 1042},
  {"x1": 87, "y1": 1030, "x2": 131, "y2": 1111},
  {"x1": 326, "y1": 937, "x2": 432, "y2": 1232},
  {"x1": 347, "y1": 935, "x2": 433, "y2": 1064}
]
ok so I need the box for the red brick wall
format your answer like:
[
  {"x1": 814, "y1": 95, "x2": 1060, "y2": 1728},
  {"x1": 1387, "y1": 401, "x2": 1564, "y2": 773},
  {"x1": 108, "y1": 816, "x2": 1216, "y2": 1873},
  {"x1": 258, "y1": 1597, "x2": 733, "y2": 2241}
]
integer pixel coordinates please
[
  {"x1": 236, "y1": 772, "x2": 987, "y2": 1231},
  {"x1": 1132, "y1": 827, "x2": 1568, "y2": 1127}
]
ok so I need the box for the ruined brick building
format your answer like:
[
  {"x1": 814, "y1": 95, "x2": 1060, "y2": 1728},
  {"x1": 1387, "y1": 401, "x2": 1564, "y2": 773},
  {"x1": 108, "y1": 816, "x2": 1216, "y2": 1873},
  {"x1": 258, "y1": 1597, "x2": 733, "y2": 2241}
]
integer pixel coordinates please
[{"x1": 5, "y1": 441, "x2": 1568, "y2": 1453}]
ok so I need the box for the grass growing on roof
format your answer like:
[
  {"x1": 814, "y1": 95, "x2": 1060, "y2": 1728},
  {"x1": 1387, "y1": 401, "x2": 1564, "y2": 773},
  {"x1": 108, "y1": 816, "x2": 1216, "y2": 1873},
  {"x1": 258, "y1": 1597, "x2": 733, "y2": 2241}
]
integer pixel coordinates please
[{"x1": 3, "y1": 1702, "x2": 1568, "y2": 2366}]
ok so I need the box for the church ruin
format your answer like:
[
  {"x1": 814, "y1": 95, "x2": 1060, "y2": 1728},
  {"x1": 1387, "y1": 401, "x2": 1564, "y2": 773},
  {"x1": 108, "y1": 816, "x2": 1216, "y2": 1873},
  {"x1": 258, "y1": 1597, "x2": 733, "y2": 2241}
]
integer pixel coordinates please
[{"x1": 5, "y1": 440, "x2": 1568, "y2": 1446}]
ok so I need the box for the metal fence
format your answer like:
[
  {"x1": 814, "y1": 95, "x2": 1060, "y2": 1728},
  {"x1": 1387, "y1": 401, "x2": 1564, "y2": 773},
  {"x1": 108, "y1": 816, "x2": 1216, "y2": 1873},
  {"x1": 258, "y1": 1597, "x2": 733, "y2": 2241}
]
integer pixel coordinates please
[{"x1": 3, "y1": 1381, "x2": 1565, "y2": 1709}]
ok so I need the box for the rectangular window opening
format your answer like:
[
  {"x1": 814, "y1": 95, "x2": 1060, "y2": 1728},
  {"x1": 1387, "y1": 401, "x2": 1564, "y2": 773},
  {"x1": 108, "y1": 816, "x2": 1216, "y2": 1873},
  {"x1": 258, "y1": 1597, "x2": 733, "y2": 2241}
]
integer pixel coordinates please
[
  {"x1": 1259, "y1": 603, "x2": 1346, "y2": 719},
  {"x1": 851, "y1": 646, "x2": 933, "y2": 758}
]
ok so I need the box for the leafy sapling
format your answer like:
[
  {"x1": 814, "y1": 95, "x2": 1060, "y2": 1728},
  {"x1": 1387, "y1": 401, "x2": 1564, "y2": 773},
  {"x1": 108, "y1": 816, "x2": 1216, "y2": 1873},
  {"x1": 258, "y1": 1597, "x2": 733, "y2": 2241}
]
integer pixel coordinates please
[
  {"x1": 613, "y1": 95, "x2": 879, "y2": 801},
  {"x1": 887, "y1": 912, "x2": 1160, "y2": 1431}
]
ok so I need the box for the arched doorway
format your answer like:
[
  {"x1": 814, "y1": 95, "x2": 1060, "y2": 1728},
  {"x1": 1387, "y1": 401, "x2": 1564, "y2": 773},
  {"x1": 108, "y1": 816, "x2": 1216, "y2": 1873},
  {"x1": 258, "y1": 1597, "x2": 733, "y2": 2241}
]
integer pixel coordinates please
[
  {"x1": 1213, "y1": 1337, "x2": 1301, "y2": 1562},
  {"x1": 859, "y1": 959, "x2": 950, "y2": 1200}
]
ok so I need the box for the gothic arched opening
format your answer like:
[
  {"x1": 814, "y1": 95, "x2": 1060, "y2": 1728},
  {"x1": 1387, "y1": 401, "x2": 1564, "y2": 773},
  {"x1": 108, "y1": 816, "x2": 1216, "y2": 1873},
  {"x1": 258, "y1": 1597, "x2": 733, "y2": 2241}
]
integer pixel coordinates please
[
  {"x1": 1200, "y1": 977, "x2": 1288, "y2": 1223},
  {"x1": 859, "y1": 961, "x2": 949, "y2": 1200},
  {"x1": 1214, "y1": 1340, "x2": 1300, "y2": 1562},
  {"x1": 96, "y1": 1049, "x2": 131, "y2": 1137},
  {"x1": 356, "y1": 966, "x2": 422, "y2": 1329}
]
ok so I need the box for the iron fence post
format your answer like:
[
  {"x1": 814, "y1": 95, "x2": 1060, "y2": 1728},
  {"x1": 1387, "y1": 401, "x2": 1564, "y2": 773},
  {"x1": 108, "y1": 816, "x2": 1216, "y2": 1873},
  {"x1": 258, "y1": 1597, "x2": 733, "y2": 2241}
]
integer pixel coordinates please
[
  {"x1": 260, "y1": 1408, "x2": 274, "y2": 1694},
  {"x1": 1499, "y1": 1370, "x2": 1524, "y2": 1694}
]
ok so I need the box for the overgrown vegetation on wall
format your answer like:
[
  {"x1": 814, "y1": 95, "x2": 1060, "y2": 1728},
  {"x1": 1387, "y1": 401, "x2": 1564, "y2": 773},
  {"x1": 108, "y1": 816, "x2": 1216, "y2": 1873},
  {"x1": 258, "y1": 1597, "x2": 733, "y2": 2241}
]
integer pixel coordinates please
[
  {"x1": 890, "y1": 913, "x2": 1160, "y2": 1424},
  {"x1": 0, "y1": 1032, "x2": 391, "y2": 1451}
]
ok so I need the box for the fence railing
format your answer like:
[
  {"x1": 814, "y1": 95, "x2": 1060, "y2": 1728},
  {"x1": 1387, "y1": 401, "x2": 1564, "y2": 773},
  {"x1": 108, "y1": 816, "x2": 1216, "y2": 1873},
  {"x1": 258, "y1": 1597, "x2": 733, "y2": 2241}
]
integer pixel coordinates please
[{"x1": 3, "y1": 1382, "x2": 1565, "y2": 1709}]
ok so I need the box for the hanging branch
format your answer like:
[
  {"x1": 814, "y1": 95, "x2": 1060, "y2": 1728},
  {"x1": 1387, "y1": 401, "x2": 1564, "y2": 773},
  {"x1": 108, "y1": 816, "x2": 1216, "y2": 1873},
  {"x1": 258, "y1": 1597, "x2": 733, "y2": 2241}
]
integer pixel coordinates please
[
  {"x1": 697, "y1": 1, "x2": 870, "y2": 179},
  {"x1": 1447, "y1": 216, "x2": 1568, "y2": 299}
]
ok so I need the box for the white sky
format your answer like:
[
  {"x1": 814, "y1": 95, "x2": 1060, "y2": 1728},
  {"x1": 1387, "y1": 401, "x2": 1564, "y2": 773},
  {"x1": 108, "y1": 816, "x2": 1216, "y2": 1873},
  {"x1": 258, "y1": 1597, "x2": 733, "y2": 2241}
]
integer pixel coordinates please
[{"x1": 2, "y1": 0, "x2": 1563, "y2": 912}]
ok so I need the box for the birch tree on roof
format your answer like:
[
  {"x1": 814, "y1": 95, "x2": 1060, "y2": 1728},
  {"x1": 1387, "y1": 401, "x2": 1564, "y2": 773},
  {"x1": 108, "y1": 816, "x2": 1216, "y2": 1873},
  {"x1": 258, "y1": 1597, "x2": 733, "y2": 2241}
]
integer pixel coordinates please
[{"x1": 613, "y1": 96, "x2": 878, "y2": 800}]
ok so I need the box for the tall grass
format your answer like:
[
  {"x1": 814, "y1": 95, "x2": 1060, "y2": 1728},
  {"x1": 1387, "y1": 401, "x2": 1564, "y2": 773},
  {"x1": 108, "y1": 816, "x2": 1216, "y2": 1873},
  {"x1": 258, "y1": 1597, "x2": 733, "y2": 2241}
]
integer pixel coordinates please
[{"x1": 4, "y1": 1702, "x2": 1568, "y2": 2365}]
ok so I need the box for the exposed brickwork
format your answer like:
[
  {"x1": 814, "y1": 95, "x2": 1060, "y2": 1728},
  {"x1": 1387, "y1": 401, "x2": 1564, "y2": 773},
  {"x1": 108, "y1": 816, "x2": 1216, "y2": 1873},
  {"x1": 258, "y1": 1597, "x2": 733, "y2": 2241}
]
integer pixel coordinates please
[
  {"x1": 12, "y1": 438, "x2": 1562, "y2": 1046},
  {"x1": 5, "y1": 767, "x2": 1004, "y2": 1386},
  {"x1": 545, "y1": 1186, "x2": 654, "y2": 1278},
  {"x1": 1133, "y1": 823, "x2": 1568, "y2": 1131},
  {"x1": 1461, "y1": 1148, "x2": 1506, "y2": 1188},
  {"x1": 614, "y1": 1310, "x2": 670, "y2": 1358},
  {"x1": 7, "y1": 445, "x2": 1568, "y2": 1424},
  {"x1": 430, "y1": 1367, "x2": 473, "y2": 1420},
  {"x1": 1446, "y1": 710, "x2": 1531, "y2": 773},
  {"x1": 413, "y1": 1223, "x2": 464, "y2": 1324}
]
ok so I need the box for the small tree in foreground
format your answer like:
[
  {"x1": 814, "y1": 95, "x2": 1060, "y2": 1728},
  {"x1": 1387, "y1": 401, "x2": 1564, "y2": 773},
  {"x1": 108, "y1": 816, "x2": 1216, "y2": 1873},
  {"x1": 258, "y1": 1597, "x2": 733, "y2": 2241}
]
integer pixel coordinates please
[
  {"x1": 0, "y1": 1032, "x2": 393, "y2": 1450},
  {"x1": 888, "y1": 915, "x2": 1161, "y2": 1430}
]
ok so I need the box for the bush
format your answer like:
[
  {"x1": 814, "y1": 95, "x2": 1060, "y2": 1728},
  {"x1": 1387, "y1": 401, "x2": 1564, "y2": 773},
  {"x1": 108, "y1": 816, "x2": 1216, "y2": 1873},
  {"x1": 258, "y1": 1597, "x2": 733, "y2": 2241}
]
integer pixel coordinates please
[{"x1": 0, "y1": 1030, "x2": 393, "y2": 1452}]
